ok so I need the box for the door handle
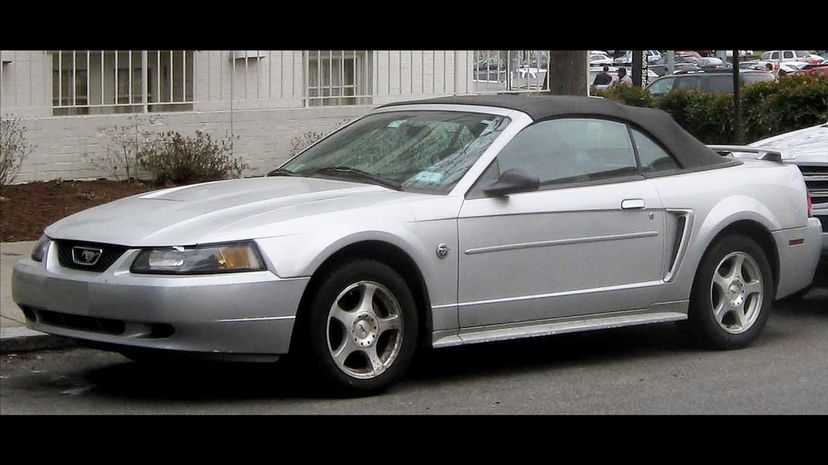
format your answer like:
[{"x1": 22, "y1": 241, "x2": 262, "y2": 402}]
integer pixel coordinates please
[{"x1": 621, "y1": 199, "x2": 646, "y2": 210}]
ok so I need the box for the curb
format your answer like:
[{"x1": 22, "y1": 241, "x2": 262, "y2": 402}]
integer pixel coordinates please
[{"x1": 0, "y1": 326, "x2": 78, "y2": 354}]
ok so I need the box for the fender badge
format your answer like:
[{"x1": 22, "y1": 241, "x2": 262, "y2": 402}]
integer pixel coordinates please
[{"x1": 436, "y1": 244, "x2": 449, "y2": 259}]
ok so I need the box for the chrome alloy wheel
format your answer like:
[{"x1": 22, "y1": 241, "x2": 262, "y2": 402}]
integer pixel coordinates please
[
  {"x1": 710, "y1": 251, "x2": 764, "y2": 334},
  {"x1": 326, "y1": 281, "x2": 404, "y2": 379}
]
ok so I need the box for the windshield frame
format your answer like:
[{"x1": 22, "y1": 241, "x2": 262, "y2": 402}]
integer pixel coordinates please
[{"x1": 277, "y1": 104, "x2": 530, "y2": 196}]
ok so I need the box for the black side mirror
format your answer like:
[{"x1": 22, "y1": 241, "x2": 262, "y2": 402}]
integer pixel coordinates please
[{"x1": 483, "y1": 168, "x2": 540, "y2": 197}]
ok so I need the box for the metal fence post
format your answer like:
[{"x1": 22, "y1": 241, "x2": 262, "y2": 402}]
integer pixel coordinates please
[{"x1": 142, "y1": 51, "x2": 148, "y2": 113}]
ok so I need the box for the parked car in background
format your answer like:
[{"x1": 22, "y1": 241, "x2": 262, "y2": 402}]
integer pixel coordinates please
[
  {"x1": 613, "y1": 50, "x2": 662, "y2": 65},
  {"x1": 749, "y1": 123, "x2": 828, "y2": 260},
  {"x1": 802, "y1": 65, "x2": 828, "y2": 77},
  {"x1": 760, "y1": 50, "x2": 824, "y2": 65},
  {"x1": 645, "y1": 70, "x2": 776, "y2": 97},
  {"x1": 649, "y1": 58, "x2": 701, "y2": 76},
  {"x1": 589, "y1": 53, "x2": 613, "y2": 66},
  {"x1": 13, "y1": 95, "x2": 821, "y2": 393},
  {"x1": 777, "y1": 61, "x2": 810, "y2": 76},
  {"x1": 725, "y1": 50, "x2": 755, "y2": 59}
]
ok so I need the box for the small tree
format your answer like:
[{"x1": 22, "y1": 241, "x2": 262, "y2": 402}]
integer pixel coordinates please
[
  {"x1": 0, "y1": 115, "x2": 36, "y2": 186},
  {"x1": 88, "y1": 116, "x2": 152, "y2": 181}
]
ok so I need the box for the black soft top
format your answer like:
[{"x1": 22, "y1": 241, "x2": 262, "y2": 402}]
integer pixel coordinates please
[{"x1": 380, "y1": 94, "x2": 737, "y2": 170}]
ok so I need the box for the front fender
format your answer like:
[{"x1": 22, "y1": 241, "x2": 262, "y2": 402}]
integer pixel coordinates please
[{"x1": 254, "y1": 218, "x2": 460, "y2": 327}]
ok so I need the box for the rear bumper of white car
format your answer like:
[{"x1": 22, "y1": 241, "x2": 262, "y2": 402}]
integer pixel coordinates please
[
  {"x1": 773, "y1": 218, "x2": 823, "y2": 299},
  {"x1": 11, "y1": 243, "x2": 309, "y2": 359}
]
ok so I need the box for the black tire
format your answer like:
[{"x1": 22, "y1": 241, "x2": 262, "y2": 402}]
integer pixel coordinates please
[
  {"x1": 293, "y1": 259, "x2": 419, "y2": 395},
  {"x1": 683, "y1": 234, "x2": 774, "y2": 350}
]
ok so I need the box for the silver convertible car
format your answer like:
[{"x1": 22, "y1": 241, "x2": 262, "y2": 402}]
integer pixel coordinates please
[{"x1": 12, "y1": 95, "x2": 823, "y2": 393}]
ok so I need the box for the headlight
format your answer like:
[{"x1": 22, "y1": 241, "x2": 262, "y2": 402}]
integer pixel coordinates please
[
  {"x1": 130, "y1": 242, "x2": 265, "y2": 275},
  {"x1": 31, "y1": 235, "x2": 50, "y2": 262}
]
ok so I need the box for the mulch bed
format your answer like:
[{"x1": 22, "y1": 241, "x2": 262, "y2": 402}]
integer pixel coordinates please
[{"x1": 0, "y1": 180, "x2": 156, "y2": 242}]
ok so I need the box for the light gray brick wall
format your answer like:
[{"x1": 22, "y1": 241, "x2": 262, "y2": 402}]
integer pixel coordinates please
[
  {"x1": 11, "y1": 105, "x2": 375, "y2": 184},
  {"x1": 2, "y1": 50, "x2": 478, "y2": 183}
]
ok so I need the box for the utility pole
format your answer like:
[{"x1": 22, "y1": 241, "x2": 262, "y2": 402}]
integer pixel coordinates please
[{"x1": 733, "y1": 50, "x2": 741, "y2": 144}]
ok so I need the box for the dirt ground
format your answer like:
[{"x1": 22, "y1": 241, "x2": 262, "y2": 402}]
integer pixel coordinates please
[{"x1": 0, "y1": 180, "x2": 156, "y2": 242}]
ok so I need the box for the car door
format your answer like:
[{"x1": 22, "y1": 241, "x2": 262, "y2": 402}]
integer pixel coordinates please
[{"x1": 456, "y1": 118, "x2": 666, "y2": 328}]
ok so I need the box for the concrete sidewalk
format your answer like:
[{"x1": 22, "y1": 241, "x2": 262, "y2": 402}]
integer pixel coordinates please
[{"x1": 1, "y1": 241, "x2": 77, "y2": 353}]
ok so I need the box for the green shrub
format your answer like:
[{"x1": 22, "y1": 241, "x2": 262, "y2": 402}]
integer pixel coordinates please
[
  {"x1": 597, "y1": 85, "x2": 654, "y2": 108},
  {"x1": 742, "y1": 74, "x2": 828, "y2": 142},
  {"x1": 653, "y1": 89, "x2": 694, "y2": 129},
  {"x1": 138, "y1": 131, "x2": 246, "y2": 186},
  {"x1": 684, "y1": 93, "x2": 734, "y2": 144}
]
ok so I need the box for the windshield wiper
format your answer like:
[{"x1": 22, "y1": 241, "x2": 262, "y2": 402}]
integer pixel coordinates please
[
  {"x1": 310, "y1": 166, "x2": 402, "y2": 190},
  {"x1": 267, "y1": 168, "x2": 302, "y2": 177}
]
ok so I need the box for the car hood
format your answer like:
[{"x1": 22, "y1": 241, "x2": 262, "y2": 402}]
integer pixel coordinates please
[
  {"x1": 750, "y1": 123, "x2": 828, "y2": 164},
  {"x1": 45, "y1": 177, "x2": 425, "y2": 247}
]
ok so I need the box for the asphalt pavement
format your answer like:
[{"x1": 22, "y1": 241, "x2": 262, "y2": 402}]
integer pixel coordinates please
[{"x1": 1, "y1": 283, "x2": 825, "y2": 414}]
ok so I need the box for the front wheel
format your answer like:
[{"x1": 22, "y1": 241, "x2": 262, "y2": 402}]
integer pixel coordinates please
[
  {"x1": 683, "y1": 234, "x2": 774, "y2": 350},
  {"x1": 295, "y1": 259, "x2": 419, "y2": 395}
]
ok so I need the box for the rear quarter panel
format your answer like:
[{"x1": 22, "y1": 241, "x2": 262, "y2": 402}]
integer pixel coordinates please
[{"x1": 648, "y1": 160, "x2": 808, "y2": 303}]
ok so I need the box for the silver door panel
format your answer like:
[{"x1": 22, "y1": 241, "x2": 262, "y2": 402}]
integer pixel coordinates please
[{"x1": 458, "y1": 180, "x2": 665, "y2": 327}]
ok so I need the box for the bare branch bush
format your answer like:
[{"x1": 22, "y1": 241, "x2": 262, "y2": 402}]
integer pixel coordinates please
[{"x1": 1, "y1": 115, "x2": 36, "y2": 186}]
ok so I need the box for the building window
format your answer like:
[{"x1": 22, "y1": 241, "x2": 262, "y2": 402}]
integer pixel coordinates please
[
  {"x1": 51, "y1": 50, "x2": 193, "y2": 116},
  {"x1": 306, "y1": 51, "x2": 371, "y2": 106}
]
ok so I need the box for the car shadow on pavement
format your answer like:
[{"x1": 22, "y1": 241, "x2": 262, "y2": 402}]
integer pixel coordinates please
[
  {"x1": 77, "y1": 321, "x2": 699, "y2": 401},
  {"x1": 74, "y1": 285, "x2": 825, "y2": 402}
]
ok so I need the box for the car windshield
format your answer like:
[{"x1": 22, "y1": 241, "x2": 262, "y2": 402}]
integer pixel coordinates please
[{"x1": 279, "y1": 110, "x2": 511, "y2": 194}]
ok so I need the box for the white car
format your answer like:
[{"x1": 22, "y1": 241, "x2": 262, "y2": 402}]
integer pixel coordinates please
[
  {"x1": 589, "y1": 53, "x2": 613, "y2": 66},
  {"x1": 614, "y1": 50, "x2": 662, "y2": 65},
  {"x1": 750, "y1": 123, "x2": 828, "y2": 259},
  {"x1": 760, "y1": 50, "x2": 824, "y2": 65}
]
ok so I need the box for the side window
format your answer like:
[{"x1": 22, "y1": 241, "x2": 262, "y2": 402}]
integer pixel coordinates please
[
  {"x1": 783, "y1": 51, "x2": 794, "y2": 59},
  {"x1": 648, "y1": 77, "x2": 675, "y2": 96},
  {"x1": 705, "y1": 75, "x2": 733, "y2": 93},
  {"x1": 490, "y1": 118, "x2": 639, "y2": 188},
  {"x1": 631, "y1": 128, "x2": 680, "y2": 173},
  {"x1": 675, "y1": 76, "x2": 699, "y2": 91},
  {"x1": 770, "y1": 52, "x2": 780, "y2": 60}
]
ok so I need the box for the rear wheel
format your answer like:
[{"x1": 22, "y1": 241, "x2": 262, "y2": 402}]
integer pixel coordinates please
[
  {"x1": 295, "y1": 259, "x2": 418, "y2": 395},
  {"x1": 683, "y1": 234, "x2": 774, "y2": 349}
]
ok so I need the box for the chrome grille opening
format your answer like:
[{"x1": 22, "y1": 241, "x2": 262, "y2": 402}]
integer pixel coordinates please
[
  {"x1": 797, "y1": 165, "x2": 828, "y2": 207},
  {"x1": 56, "y1": 240, "x2": 128, "y2": 272}
]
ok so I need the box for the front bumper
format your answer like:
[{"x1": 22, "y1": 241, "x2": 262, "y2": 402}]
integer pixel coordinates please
[
  {"x1": 773, "y1": 217, "x2": 823, "y2": 299},
  {"x1": 11, "y1": 242, "x2": 309, "y2": 357}
]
